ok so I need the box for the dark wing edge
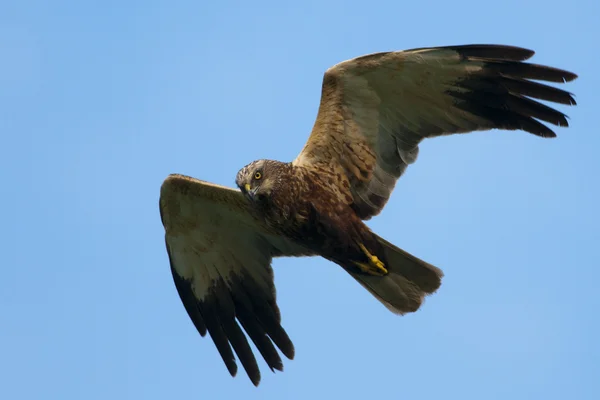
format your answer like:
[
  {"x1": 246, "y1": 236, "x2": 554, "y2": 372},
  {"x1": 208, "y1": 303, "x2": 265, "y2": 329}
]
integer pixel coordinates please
[
  {"x1": 441, "y1": 44, "x2": 577, "y2": 138},
  {"x1": 160, "y1": 174, "x2": 312, "y2": 386},
  {"x1": 294, "y1": 44, "x2": 578, "y2": 220}
]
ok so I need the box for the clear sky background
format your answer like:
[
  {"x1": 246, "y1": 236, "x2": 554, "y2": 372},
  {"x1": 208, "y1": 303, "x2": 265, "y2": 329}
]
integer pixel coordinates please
[{"x1": 2, "y1": 0, "x2": 599, "y2": 399}]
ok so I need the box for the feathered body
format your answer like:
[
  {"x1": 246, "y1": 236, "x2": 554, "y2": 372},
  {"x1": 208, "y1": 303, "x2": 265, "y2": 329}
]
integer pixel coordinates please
[
  {"x1": 237, "y1": 160, "x2": 377, "y2": 267},
  {"x1": 236, "y1": 159, "x2": 441, "y2": 313}
]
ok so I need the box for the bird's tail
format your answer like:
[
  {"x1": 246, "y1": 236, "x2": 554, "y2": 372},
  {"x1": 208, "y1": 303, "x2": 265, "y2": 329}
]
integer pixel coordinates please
[{"x1": 347, "y1": 234, "x2": 444, "y2": 314}]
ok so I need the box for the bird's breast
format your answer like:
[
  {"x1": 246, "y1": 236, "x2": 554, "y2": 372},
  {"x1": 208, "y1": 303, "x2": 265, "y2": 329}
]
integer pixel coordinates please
[{"x1": 262, "y1": 190, "x2": 359, "y2": 256}]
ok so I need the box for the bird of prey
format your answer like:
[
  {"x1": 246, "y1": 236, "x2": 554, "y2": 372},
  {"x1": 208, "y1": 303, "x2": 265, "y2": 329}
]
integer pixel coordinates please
[{"x1": 159, "y1": 44, "x2": 577, "y2": 386}]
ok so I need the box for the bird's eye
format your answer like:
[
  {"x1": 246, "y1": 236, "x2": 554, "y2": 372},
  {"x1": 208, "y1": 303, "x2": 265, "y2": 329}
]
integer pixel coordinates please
[{"x1": 254, "y1": 171, "x2": 262, "y2": 180}]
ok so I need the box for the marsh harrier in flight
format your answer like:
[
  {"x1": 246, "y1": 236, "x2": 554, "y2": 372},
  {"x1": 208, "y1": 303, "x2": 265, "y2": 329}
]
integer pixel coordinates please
[{"x1": 159, "y1": 44, "x2": 577, "y2": 385}]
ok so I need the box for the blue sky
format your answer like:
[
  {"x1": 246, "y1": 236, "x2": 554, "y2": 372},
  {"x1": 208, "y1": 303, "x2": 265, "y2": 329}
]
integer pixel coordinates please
[{"x1": 2, "y1": 0, "x2": 599, "y2": 398}]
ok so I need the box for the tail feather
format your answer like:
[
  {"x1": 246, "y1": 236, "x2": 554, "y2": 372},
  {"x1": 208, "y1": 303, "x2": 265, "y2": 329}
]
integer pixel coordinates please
[{"x1": 348, "y1": 234, "x2": 444, "y2": 314}]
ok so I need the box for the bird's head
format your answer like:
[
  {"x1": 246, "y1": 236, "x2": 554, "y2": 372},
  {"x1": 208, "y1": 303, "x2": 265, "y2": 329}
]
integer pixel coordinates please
[{"x1": 236, "y1": 159, "x2": 281, "y2": 203}]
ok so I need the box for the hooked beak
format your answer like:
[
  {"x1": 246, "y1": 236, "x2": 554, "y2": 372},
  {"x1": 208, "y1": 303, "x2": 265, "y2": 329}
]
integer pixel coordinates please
[{"x1": 243, "y1": 183, "x2": 257, "y2": 200}]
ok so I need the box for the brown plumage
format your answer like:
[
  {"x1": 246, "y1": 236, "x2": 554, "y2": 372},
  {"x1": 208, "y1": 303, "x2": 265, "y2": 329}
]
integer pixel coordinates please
[{"x1": 159, "y1": 44, "x2": 577, "y2": 386}]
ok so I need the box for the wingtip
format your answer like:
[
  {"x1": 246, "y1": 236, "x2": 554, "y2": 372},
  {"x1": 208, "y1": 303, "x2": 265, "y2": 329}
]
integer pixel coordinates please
[
  {"x1": 563, "y1": 71, "x2": 578, "y2": 82},
  {"x1": 281, "y1": 341, "x2": 295, "y2": 361},
  {"x1": 271, "y1": 361, "x2": 284, "y2": 372},
  {"x1": 226, "y1": 362, "x2": 238, "y2": 379},
  {"x1": 250, "y1": 373, "x2": 261, "y2": 387}
]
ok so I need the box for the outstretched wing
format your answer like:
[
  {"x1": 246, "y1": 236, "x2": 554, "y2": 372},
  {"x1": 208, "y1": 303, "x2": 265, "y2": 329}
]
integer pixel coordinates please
[
  {"x1": 159, "y1": 174, "x2": 313, "y2": 386},
  {"x1": 293, "y1": 44, "x2": 578, "y2": 219}
]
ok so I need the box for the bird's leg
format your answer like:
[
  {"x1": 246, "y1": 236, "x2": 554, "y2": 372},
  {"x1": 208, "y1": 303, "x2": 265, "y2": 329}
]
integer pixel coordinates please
[{"x1": 352, "y1": 242, "x2": 388, "y2": 276}]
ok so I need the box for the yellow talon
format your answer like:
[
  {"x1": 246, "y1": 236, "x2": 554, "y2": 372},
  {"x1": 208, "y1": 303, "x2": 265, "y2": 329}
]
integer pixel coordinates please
[
  {"x1": 354, "y1": 243, "x2": 388, "y2": 276},
  {"x1": 352, "y1": 261, "x2": 388, "y2": 276}
]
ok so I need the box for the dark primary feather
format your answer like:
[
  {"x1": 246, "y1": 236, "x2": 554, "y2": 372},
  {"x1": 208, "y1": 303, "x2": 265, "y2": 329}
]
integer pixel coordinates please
[
  {"x1": 447, "y1": 45, "x2": 577, "y2": 138},
  {"x1": 230, "y1": 284, "x2": 284, "y2": 373},
  {"x1": 442, "y1": 44, "x2": 536, "y2": 61},
  {"x1": 167, "y1": 243, "x2": 294, "y2": 386},
  {"x1": 498, "y1": 76, "x2": 576, "y2": 105}
]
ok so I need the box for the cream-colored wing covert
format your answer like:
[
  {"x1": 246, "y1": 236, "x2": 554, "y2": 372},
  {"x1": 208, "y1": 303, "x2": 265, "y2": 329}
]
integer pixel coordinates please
[
  {"x1": 293, "y1": 44, "x2": 577, "y2": 219},
  {"x1": 159, "y1": 174, "x2": 313, "y2": 386}
]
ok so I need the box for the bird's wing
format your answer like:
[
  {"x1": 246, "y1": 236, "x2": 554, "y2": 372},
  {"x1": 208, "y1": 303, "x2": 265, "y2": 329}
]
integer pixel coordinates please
[
  {"x1": 293, "y1": 44, "x2": 578, "y2": 219},
  {"x1": 159, "y1": 174, "x2": 314, "y2": 386}
]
